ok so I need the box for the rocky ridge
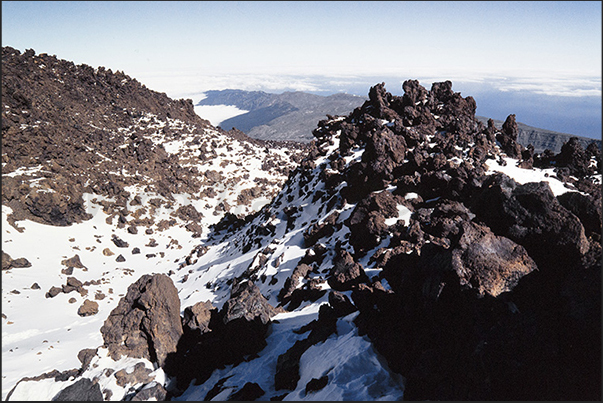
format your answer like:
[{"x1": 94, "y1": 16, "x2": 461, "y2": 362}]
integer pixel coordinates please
[
  {"x1": 6, "y1": 78, "x2": 601, "y2": 401},
  {"x1": 2, "y1": 46, "x2": 307, "y2": 232},
  {"x1": 1, "y1": 46, "x2": 306, "y2": 401},
  {"x1": 198, "y1": 88, "x2": 601, "y2": 153}
]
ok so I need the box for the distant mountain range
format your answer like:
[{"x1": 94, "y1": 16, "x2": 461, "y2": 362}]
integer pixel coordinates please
[{"x1": 197, "y1": 89, "x2": 601, "y2": 154}]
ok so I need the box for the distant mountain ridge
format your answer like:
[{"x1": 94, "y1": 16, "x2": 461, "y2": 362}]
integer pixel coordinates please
[
  {"x1": 197, "y1": 90, "x2": 366, "y2": 142},
  {"x1": 197, "y1": 89, "x2": 601, "y2": 153}
]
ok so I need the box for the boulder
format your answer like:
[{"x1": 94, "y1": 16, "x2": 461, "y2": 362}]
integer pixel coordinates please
[
  {"x1": 100, "y1": 273, "x2": 183, "y2": 367},
  {"x1": 52, "y1": 378, "x2": 103, "y2": 401},
  {"x1": 346, "y1": 190, "x2": 400, "y2": 255},
  {"x1": 327, "y1": 249, "x2": 369, "y2": 291},
  {"x1": 182, "y1": 300, "x2": 215, "y2": 334},
  {"x1": 472, "y1": 174, "x2": 589, "y2": 272},
  {"x1": 130, "y1": 382, "x2": 167, "y2": 401},
  {"x1": 77, "y1": 300, "x2": 99, "y2": 317},
  {"x1": 2, "y1": 252, "x2": 32, "y2": 270},
  {"x1": 228, "y1": 382, "x2": 265, "y2": 401},
  {"x1": 556, "y1": 136, "x2": 593, "y2": 177},
  {"x1": 496, "y1": 114, "x2": 523, "y2": 158},
  {"x1": 451, "y1": 221, "x2": 537, "y2": 297}
]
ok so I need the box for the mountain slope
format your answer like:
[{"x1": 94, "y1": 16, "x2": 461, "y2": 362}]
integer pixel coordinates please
[
  {"x1": 197, "y1": 88, "x2": 601, "y2": 153},
  {"x1": 5, "y1": 77, "x2": 601, "y2": 400},
  {"x1": 2, "y1": 46, "x2": 307, "y2": 229},
  {"x1": 1, "y1": 46, "x2": 307, "y2": 400}
]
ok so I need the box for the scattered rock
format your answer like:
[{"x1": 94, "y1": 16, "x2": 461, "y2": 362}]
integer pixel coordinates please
[
  {"x1": 111, "y1": 235, "x2": 129, "y2": 248},
  {"x1": 114, "y1": 362, "x2": 154, "y2": 387},
  {"x1": 45, "y1": 286, "x2": 62, "y2": 298},
  {"x1": 77, "y1": 300, "x2": 99, "y2": 317},
  {"x1": 327, "y1": 249, "x2": 369, "y2": 291},
  {"x1": 2, "y1": 252, "x2": 32, "y2": 270},
  {"x1": 130, "y1": 382, "x2": 167, "y2": 401},
  {"x1": 61, "y1": 254, "x2": 86, "y2": 269}
]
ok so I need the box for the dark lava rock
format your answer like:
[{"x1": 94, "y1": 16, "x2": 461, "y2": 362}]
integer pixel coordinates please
[
  {"x1": 45, "y1": 286, "x2": 63, "y2": 298},
  {"x1": 130, "y1": 382, "x2": 167, "y2": 401},
  {"x1": 62, "y1": 276, "x2": 84, "y2": 294},
  {"x1": 328, "y1": 290, "x2": 357, "y2": 317},
  {"x1": 327, "y1": 249, "x2": 369, "y2": 291},
  {"x1": 472, "y1": 173, "x2": 589, "y2": 272},
  {"x1": 228, "y1": 382, "x2": 265, "y2": 401},
  {"x1": 52, "y1": 378, "x2": 103, "y2": 401},
  {"x1": 77, "y1": 300, "x2": 99, "y2": 317},
  {"x1": 182, "y1": 300, "x2": 215, "y2": 334},
  {"x1": 111, "y1": 235, "x2": 129, "y2": 248},
  {"x1": 303, "y1": 211, "x2": 339, "y2": 247},
  {"x1": 100, "y1": 273, "x2": 183, "y2": 367},
  {"x1": 165, "y1": 280, "x2": 277, "y2": 394},
  {"x1": 496, "y1": 114, "x2": 523, "y2": 158},
  {"x1": 2, "y1": 252, "x2": 32, "y2": 270},
  {"x1": 278, "y1": 263, "x2": 313, "y2": 303},
  {"x1": 305, "y1": 375, "x2": 328, "y2": 394},
  {"x1": 555, "y1": 136, "x2": 594, "y2": 177},
  {"x1": 557, "y1": 190, "x2": 602, "y2": 239}
]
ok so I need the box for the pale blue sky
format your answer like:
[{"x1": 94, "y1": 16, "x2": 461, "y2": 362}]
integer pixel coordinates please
[
  {"x1": 2, "y1": 1, "x2": 601, "y2": 137},
  {"x1": 2, "y1": 1, "x2": 601, "y2": 91}
]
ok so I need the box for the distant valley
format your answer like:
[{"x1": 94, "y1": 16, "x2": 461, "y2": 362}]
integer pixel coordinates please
[{"x1": 196, "y1": 89, "x2": 601, "y2": 154}]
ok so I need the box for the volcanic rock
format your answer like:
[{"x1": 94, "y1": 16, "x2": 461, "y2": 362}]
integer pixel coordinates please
[
  {"x1": 52, "y1": 378, "x2": 103, "y2": 401},
  {"x1": 100, "y1": 273, "x2": 183, "y2": 367},
  {"x1": 327, "y1": 249, "x2": 369, "y2": 291},
  {"x1": 2, "y1": 252, "x2": 31, "y2": 270},
  {"x1": 77, "y1": 300, "x2": 99, "y2": 317},
  {"x1": 182, "y1": 300, "x2": 215, "y2": 334}
]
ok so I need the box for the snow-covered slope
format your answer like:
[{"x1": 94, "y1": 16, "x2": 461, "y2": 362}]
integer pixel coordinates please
[
  {"x1": 1, "y1": 47, "x2": 306, "y2": 400},
  {"x1": 4, "y1": 77, "x2": 600, "y2": 400}
]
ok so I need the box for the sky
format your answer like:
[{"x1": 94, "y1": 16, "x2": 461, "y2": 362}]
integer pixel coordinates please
[{"x1": 2, "y1": 1, "x2": 602, "y2": 138}]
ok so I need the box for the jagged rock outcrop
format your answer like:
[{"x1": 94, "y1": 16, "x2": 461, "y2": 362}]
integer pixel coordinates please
[
  {"x1": 306, "y1": 80, "x2": 601, "y2": 400},
  {"x1": 164, "y1": 280, "x2": 278, "y2": 395},
  {"x1": 472, "y1": 174, "x2": 590, "y2": 271},
  {"x1": 4, "y1": 70, "x2": 600, "y2": 401}
]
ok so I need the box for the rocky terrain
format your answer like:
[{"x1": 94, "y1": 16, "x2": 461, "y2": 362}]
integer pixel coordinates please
[
  {"x1": 2, "y1": 46, "x2": 601, "y2": 401},
  {"x1": 1, "y1": 46, "x2": 306, "y2": 400},
  {"x1": 2, "y1": 46, "x2": 307, "y2": 231},
  {"x1": 475, "y1": 115, "x2": 601, "y2": 154},
  {"x1": 198, "y1": 88, "x2": 601, "y2": 154}
]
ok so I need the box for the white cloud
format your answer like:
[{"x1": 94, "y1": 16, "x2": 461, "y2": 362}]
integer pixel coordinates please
[{"x1": 136, "y1": 70, "x2": 601, "y2": 102}]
